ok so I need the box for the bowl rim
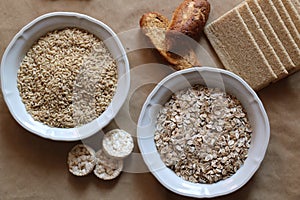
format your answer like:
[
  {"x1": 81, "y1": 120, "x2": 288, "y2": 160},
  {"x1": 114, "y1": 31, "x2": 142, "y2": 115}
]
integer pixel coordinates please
[
  {"x1": 0, "y1": 12, "x2": 130, "y2": 141},
  {"x1": 137, "y1": 66, "x2": 270, "y2": 198}
]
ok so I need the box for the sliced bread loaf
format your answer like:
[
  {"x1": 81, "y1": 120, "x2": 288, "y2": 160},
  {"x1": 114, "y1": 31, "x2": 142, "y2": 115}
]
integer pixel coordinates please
[
  {"x1": 247, "y1": 0, "x2": 296, "y2": 71},
  {"x1": 257, "y1": 0, "x2": 300, "y2": 69},
  {"x1": 204, "y1": 9, "x2": 277, "y2": 90},
  {"x1": 283, "y1": 0, "x2": 300, "y2": 34},
  {"x1": 273, "y1": 0, "x2": 300, "y2": 48},
  {"x1": 290, "y1": 0, "x2": 300, "y2": 15},
  {"x1": 238, "y1": 2, "x2": 288, "y2": 79},
  {"x1": 140, "y1": 12, "x2": 200, "y2": 70}
]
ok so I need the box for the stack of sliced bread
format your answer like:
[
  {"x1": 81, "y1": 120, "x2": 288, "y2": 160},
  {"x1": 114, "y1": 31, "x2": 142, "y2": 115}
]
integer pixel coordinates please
[{"x1": 205, "y1": 0, "x2": 300, "y2": 91}]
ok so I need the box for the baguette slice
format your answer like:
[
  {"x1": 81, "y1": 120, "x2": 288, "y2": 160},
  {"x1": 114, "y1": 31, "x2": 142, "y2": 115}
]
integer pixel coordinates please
[
  {"x1": 247, "y1": 0, "x2": 296, "y2": 71},
  {"x1": 257, "y1": 0, "x2": 300, "y2": 69},
  {"x1": 282, "y1": 0, "x2": 300, "y2": 34},
  {"x1": 273, "y1": 0, "x2": 300, "y2": 48},
  {"x1": 238, "y1": 2, "x2": 288, "y2": 79},
  {"x1": 140, "y1": 12, "x2": 200, "y2": 70},
  {"x1": 204, "y1": 9, "x2": 277, "y2": 90}
]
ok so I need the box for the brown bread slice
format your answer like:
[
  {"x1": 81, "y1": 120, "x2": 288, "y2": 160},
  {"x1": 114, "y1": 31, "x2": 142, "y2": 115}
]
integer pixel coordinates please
[
  {"x1": 204, "y1": 9, "x2": 277, "y2": 90},
  {"x1": 273, "y1": 0, "x2": 300, "y2": 48},
  {"x1": 290, "y1": 0, "x2": 300, "y2": 15},
  {"x1": 238, "y1": 2, "x2": 288, "y2": 79},
  {"x1": 247, "y1": 0, "x2": 296, "y2": 71},
  {"x1": 283, "y1": 0, "x2": 300, "y2": 69},
  {"x1": 282, "y1": 0, "x2": 300, "y2": 33},
  {"x1": 257, "y1": 0, "x2": 300, "y2": 69},
  {"x1": 139, "y1": 12, "x2": 200, "y2": 70}
]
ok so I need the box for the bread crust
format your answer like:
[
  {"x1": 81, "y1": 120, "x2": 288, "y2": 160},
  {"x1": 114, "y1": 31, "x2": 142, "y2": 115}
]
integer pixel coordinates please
[
  {"x1": 169, "y1": 0, "x2": 210, "y2": 39},
  {"x1": 140, "y1": 12, "x2": 200, "y2": 70},
  {"x1": 166, "y1": 0, "x2": 210, "y2": 53}
]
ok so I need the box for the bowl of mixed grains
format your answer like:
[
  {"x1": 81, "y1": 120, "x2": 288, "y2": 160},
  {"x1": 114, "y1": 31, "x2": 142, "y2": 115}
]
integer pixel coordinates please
[
  {"x1": 137, "y1": 67, "x2": 270, "y2": 198},
  {"x1": 1, "y1": 12, "x2": 130, "y2": 141}
]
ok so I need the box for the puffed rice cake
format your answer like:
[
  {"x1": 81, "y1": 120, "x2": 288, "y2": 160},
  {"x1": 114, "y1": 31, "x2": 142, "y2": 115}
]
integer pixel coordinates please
[
  {"x1": 102, "y1": 129, "x2": 134, "y2": 160},
  {"x1": 93, "y1": 149, "x2": 123, "y2": 180},
  {"x1": 67, "y1": 144, "x2": 96, "y2": 176}
]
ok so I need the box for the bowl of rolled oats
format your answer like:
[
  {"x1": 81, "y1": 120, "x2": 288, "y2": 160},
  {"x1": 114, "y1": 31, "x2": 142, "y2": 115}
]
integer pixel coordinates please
[
  {"x1": 137, "y1": 67, "x2": 270, "y2": 198},
  {"x1": 1, "y1": 12, "x2": 130, "y2": 141}
]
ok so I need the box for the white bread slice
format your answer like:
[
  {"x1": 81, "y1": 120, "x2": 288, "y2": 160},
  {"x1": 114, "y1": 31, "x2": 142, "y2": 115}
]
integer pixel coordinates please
[
  {"x1": 238, "y1": 2, "x2": 288, "y2": 79},
  {"x1": 247, "y1": 0, "x2": 296, "y2": 71},
  {"x1": 273, "y1": 0, "x2": 300, "y2": 48},
  {"x1": 282, "y1": 0, "x2": 300, "y2": 34},
  {"x1": 204, "y1": 9, "x2": 277, "y2": 90},
  {"x1": 257, "y1": 0, "x2": 300, "y2": 69},
  {"x1": 140, "y1": 12, "x2": 200, "y2": 70}
]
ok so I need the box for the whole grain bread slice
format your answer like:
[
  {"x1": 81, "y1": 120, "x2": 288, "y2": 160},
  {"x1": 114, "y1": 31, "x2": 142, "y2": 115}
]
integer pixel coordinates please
[
  {"x1": 139, "y1": 12, "x2": 200, "y2": 70},
  {"x1": 238, "y1": 2, "x2": 288, "y2": 79},
  {"x1": 282, "y1": 0, "x2": 300, "y2": 34},
  {"x1": 204, "y1": 9, "x2": 277, "y2": 90},
  {"x1": 272, "y1": 0, "x2": 300, "y2": 48},
  {"x1": 257, "y1": 0, "x2": 300, "y2": 69},
  {"x1": 290, "y1": 0, "x2": 300, "y2": 15},
  {"x1": 247, "y1": 0, "x2": 296, "y2": 71}
]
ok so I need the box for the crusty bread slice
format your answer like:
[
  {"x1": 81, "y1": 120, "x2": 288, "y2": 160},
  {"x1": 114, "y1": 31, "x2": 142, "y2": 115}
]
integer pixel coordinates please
[
  {"x1": 247, "y1": 0, "x2": 296, "y2": 71},
  {"x1": 238, "y1": 2, "x2": 288, "y2": 79},
  {"x1": 204, "y1": 9, "x2": 277, "y2": 90},
  {"x1": 273, "y1": 0, "x2": 300, "y2": 48},
  {"x1": 139, "y1": 12, "x2": 200, "y2": 70},
  {"x1": 282, "y1": 0, "x2": 300, "y2": 34},
  {"x1": 257, "y1": 0, "x2": 300, "y2": 69}
]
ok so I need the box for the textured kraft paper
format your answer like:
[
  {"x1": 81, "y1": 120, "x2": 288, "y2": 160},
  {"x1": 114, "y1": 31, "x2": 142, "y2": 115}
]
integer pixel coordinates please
[{"x1": 0, "y1": 0, "x2": 299, "y2": 199}]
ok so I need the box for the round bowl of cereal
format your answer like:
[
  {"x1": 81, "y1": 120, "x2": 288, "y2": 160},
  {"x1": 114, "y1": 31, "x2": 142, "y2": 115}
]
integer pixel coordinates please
[
  {"x1": 137, "y1": 67, "x2": 270, "y2": 198},
  {"x1": 1, "y1": 12, "x2": 130, "y2": 141}
]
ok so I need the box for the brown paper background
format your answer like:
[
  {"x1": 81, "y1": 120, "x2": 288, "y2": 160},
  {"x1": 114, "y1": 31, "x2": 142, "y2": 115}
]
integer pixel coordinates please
[{"x1": 0, "y1": 0, "x2": 299, "y2": 199}]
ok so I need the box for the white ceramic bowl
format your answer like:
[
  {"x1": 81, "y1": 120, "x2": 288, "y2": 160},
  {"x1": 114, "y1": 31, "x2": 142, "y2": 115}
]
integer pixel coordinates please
[
  {"x1": 1, "y1": 12, "x2": 130, "y2": 141},
  {"x1": 137, "y1": 67, "x2": 270, "y2": 198}
]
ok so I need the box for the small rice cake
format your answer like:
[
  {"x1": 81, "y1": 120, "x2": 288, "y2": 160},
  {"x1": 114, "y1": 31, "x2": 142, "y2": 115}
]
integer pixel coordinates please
[
  {"x1": 67, "y1": 144, "x2": 96, "y2": 176},
  {"x1": 102, "y1": 129, "x2": 134, "y2": 160},
  {"x1": 93, "y1": 150, "x2": 123, "y2": 180}
]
